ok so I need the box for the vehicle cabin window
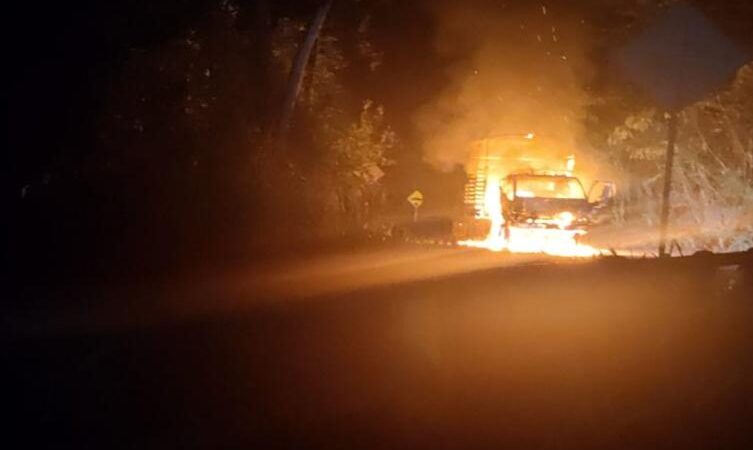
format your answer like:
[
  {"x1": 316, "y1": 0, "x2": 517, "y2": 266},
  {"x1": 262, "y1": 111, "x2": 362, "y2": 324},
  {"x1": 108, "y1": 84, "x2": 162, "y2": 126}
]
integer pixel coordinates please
[{"x1": 514, "y1": 176, "x2": 586, "y2": 200}]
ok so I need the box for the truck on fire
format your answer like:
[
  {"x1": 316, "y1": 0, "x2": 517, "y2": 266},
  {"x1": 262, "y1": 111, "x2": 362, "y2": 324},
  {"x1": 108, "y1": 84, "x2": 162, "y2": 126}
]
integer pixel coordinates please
[{"x1": 453, "y1": 135, "x2": 614, "y2": 251}]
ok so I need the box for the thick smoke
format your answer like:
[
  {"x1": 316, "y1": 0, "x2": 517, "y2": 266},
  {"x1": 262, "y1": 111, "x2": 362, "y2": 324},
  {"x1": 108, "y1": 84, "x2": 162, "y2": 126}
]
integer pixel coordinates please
[{"x1": 416, "y1": 1, "x2": 596, "y2": 173}]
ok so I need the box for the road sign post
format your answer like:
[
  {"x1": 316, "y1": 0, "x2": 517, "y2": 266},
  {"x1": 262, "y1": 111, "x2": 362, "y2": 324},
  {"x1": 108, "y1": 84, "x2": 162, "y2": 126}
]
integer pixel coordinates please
[
  {"x1": 406, "y1": 190, "x2": 424, "y2": 223},
  {"x1": 658, "y1": 111, "x2": 678, "y2": 257}
]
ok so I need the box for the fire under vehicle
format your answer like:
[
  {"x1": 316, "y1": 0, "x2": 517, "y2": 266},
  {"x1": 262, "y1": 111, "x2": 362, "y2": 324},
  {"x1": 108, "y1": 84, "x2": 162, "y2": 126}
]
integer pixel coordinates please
[{"x1": 453, "y1": 135, "x2": 615, "y2": 248}]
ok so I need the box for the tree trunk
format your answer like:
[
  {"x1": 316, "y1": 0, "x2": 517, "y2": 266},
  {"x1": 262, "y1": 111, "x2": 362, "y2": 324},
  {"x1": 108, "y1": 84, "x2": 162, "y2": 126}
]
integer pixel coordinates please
[
  {"x1": 254, "y1": 0, "x2": 273, "y2": 131},
  {"x1": 277, "y1": 0, "x2": 334, "y2": 136}
]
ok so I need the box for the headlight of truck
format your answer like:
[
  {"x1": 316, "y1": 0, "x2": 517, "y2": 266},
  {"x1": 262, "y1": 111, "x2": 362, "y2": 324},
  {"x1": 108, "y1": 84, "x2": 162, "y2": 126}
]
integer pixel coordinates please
[{"x1": 555, "y1": 211, "x2": 575, "y2": 229}]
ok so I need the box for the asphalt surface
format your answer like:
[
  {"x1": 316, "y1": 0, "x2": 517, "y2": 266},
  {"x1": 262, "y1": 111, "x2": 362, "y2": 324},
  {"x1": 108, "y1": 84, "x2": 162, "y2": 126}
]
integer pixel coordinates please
[{"x1": 6, "y1": 246, "x2": 753, "y2": 449}]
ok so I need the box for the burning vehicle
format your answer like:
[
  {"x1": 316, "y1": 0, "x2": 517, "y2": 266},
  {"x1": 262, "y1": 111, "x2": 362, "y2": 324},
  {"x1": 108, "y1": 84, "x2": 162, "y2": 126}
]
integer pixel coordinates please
[
  {"x1": 501, "y1": 172, "x2": 614, "y2": 236},
  {"x1": 454, "y1": 135, "x2": 615, "y2": 256}
]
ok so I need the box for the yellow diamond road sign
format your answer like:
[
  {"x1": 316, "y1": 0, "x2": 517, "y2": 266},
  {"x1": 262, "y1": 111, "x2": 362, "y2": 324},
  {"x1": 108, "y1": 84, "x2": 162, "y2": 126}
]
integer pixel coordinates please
[{"x1": 407, "y1": 190, "x2": 423, "y2": 208}]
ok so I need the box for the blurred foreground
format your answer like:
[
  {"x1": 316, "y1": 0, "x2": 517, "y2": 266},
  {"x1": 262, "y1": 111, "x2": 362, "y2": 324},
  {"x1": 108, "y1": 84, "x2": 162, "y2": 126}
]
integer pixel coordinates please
[{"x1": 5, "y1": 247, "x2": 753, "y2": 449}]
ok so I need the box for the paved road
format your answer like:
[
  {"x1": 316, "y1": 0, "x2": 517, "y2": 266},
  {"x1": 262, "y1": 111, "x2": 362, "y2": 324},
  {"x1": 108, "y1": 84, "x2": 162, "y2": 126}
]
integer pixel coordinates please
[
  {"x1": 6, "y1": 246, "x2": 555, "y2": 335},
  {"x1": 6, "y1": 247, "x2": 753, "y2": 449}
]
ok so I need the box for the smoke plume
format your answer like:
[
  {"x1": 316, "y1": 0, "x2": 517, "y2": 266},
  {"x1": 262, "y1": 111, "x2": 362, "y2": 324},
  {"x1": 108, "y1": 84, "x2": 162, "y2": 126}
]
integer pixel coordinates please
[{"x1": 416, "y1": 1, "x2": 596, "y2": 173}]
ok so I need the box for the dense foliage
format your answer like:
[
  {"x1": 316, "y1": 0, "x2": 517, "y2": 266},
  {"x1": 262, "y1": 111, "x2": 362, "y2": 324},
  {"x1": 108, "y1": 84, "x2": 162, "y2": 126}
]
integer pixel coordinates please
[{"x1": 602, "y1": 64, "x2": 753, "y2": 252}]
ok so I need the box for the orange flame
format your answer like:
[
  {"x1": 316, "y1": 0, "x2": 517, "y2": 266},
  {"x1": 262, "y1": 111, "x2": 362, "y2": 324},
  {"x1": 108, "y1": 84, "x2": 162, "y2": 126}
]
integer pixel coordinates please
[
  {"x1": 460, "y1": 178, "x2": 600, "y2": 258},
  {"x1": 458, "y1": 136, "x2": 603, "y2": 257}
]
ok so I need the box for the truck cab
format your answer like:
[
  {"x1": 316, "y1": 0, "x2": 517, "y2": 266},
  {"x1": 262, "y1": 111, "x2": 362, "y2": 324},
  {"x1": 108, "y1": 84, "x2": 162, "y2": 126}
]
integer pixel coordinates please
[
  {"x1": 501, "y1": 173, "x2": 592, "y2": 230},
  {"x1": 501, "y1": 172, "x2": 616, "y2": 232}
]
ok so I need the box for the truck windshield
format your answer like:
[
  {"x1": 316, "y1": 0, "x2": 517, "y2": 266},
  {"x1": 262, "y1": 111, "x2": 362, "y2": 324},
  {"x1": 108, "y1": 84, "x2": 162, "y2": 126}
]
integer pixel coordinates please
[{"x1": 514, "y1": 176, "x2": 586, "y2": 200}]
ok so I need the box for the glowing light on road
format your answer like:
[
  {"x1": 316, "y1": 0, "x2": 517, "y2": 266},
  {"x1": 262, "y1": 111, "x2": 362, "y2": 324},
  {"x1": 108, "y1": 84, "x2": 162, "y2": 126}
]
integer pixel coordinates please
[{"x1": 461, "y1": 226, "x2": 599, "y2": 257}]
